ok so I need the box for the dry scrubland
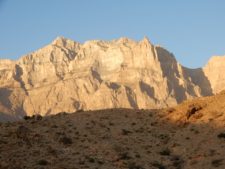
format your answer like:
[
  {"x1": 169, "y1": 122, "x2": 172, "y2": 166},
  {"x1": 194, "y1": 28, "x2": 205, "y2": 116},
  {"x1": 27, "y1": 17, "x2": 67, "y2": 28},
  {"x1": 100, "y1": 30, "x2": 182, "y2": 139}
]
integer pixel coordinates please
[{"x1": 1, "y1": 91, "x2": 225, "y2": 169}]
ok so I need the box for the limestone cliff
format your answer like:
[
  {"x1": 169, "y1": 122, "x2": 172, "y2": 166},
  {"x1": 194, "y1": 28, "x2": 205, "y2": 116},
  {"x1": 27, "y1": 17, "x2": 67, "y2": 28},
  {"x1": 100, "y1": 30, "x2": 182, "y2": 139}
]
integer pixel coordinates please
[{"x1": 0, "y1": 36, "x2": 223, "y2": 120}]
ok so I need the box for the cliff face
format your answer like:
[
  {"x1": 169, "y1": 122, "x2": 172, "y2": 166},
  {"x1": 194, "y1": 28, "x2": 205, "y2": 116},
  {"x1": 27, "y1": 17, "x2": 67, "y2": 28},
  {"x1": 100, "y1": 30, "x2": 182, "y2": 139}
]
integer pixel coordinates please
[
  {"x1": 0, "y1": 36, "x2": 223, "y2": 120},
  {"x1": 203, "y1": 56, "x2": 225, "y2": 94}
]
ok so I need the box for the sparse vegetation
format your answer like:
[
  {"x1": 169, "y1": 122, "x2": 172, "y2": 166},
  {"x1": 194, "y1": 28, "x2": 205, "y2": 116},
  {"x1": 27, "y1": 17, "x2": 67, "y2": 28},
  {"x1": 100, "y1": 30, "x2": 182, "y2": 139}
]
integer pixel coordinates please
[
  {"x1": 159, "y1": 148, "x2": 171, "y2": 156},
  {"x1": 37, "y1": 159, "x2": 48, "y2": 165},
  {"x1": 122, "y1": 129, "x2": 132, "y2": 135},
  {"x1": 23, "y1": 115, "x2": 31, "y2": 120},
  {"x1": 76, "y1": 109, "x2": 84, "y2": 112},
  {"x1": 151, "y1": 161, "x2": 166, "y2": 169},
  {"x1": 23, "y1": 114, "x2": 42, "y2": 121},
  {"x1": 128, "y1": 162, "x2": 144, "y2": 169},
  {"x1": 59, "y1": 136, "x2": 72, "y2": 145},
  {"x1": 35, "y1": 114, "x2": 42, "y2": 120},
  {"x1": 1, "y1": 108, "x2": 225, "y2": 168},
  {"x1": 211, "y1": 159, "x2": 223, "y2": 167},
  {"x1": 118, "y1": 152, "x2": 132, "y2": 160},
  {"x1": 85, "y1": 156, "x2": 95, "y2": 163},
  {"x1": 217, "y1": 132, "x2": 225, "y2": 139},
  {"x1": 170, "y1": 155, "x2": 183, "y2": 169}
]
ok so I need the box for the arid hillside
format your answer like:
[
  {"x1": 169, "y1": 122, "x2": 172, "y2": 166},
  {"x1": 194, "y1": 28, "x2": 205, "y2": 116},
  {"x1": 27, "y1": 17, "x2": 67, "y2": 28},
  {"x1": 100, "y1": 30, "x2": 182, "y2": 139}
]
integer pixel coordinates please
[{"x1": 1, "y1": 91, "x2": 225, "y2": 169}]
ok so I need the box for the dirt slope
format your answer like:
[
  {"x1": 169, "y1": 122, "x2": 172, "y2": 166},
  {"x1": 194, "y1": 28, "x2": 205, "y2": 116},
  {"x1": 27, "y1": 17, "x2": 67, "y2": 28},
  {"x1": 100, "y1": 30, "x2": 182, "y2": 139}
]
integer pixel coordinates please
[{"x1": 1, "y1": 92, "x2": 225, "y2": 169}]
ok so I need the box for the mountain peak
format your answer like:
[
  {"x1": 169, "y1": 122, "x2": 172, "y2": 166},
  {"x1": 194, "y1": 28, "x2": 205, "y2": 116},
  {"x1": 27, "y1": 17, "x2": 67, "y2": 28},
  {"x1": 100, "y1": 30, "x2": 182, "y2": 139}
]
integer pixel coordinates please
[
  {"x1": 138, "y1": 36, "x2": 152, "y2": 48},
  {"x1": 142, "y1": 36, "x2": 150, "y2": 43},
  {"x1": 52, "y1": 36, "x2": 79, "y2": 45},
  {"x1": 51, "y1": 36, "x2": 80, "y2": 49},
  {"x1": 52, "y1": 36, "x2": 67, "y2": 45},
  {"x1": 115, "y1": 37, "x2": 137, "y2": 44}
]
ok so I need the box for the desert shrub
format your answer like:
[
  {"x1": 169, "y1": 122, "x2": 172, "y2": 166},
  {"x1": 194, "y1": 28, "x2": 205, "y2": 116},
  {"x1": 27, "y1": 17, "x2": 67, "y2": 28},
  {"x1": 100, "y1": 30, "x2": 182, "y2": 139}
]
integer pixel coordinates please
[
  {"x1": 59, "y1": 136, "x2": 72, "y2": 145},
  {"x1": 170, "y1": 155, "x2": 183, "y2": 169},
  {"x1": 158, "y1": 134, "x2": 170, "y2": 144},
  {"x1": 151, "y1": 161, "x2": 166, "y2": 169},
  {"x1": 35, "y1": 114, "x2": 42, "y2": 120},
  {"x1": 128, "y1": 162, "x2": 144, "y2": 169},
  {"x1": 78, "y1": 159, "x2": 85, "y2": 165},
  {"x1": 16, "y1": 125, "x2": 31, "y2": 139},
  {"x1": 159, "y1": 148, "x2": 171, "y2": 156},
  {"x1": 131, "y1": 122, "x2": 136, "y2": 126},
  {"x1": 109, "y1": 122, "x2": 114, "y2": 126},
  {"x1": 122, "y1": 129, "x2": 132, "y2": 135},
  {"x1": 23, "y1": 116, "x2": 31, "y2": 120},
  {"x1": 118, "y1": 152, "x2": 132, "y2": 160},
  {"x1": 97, "y1": 160, "x2": 104, "y2": 165},
  {"x1": 37, "y1": 159, "x2": 48, "y2": 165},
  {"x1": 185, "y1": 137, "x2": 190, "y2": 140},
  {"x1": 51, "y1": 124, "x2": 58, "y2": 128},
  {"x1": 85, "y1": 156, "x2": 95, "y2": 163},
  {"x1": 217, "y1": 132, "x2": 225, "y2": 139},
  {"x1": 135, "y1": 153, "x2": 141, "y2": 158},
  {"x1": 24, "y1": 114, "x2": 43, "y2": 121},
  {"x1": 211, "y1": 159, "x2": 223, "y2": 167},
  {"x1": 76, "y1": 109, "x2": 84, "y2": 112}
]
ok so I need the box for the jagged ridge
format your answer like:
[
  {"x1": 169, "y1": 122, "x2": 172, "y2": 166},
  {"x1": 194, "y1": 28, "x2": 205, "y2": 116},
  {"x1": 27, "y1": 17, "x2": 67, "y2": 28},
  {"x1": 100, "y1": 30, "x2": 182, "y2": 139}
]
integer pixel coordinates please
[{"x1": 0, "y1": 36, "x2": 224, "y2": 120}]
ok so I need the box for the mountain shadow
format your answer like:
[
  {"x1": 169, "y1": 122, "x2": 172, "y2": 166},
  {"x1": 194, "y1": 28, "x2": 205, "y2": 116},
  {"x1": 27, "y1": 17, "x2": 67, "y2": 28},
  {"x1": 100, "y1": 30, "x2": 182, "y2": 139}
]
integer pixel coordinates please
[
  {"x1": 0, "y1": 88, "x2": 12, "y2": 109},
  {"x1": 155, "y1": 46, "x2": 188, "y2": 103},
  {"x1": 185, "y1": 68, "x2": 213, "y2": 96},
  {"x1": 155, "y1": 46, "x2": 213, "y2": 103}
]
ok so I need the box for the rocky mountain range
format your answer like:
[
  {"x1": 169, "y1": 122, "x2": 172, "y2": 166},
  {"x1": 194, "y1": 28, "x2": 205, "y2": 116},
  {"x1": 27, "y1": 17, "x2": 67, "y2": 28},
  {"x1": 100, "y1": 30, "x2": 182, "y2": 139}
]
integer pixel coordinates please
[{"x1": 0, "y1": 36, "x2": 225, "y2": 120}]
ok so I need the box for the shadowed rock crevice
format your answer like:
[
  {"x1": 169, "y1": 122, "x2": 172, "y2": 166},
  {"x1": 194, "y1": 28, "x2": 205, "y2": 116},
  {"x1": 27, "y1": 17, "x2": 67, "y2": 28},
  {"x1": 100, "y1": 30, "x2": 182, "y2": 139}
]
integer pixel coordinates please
[
  {"x1": 91, "y1": 69, "x2": 103, "y2": 83},
  {"x1": 185, "y1": 68, "x2": 213, "y2": 96},
  {"x1": 155, "y1": 46, "x2": 213, "y2": 103},
  {"x1": 13, "y1": 64, "x2": 28, "y2": 95},
  {"x1": 106, "y1": 82, "x2": 120, "y2": 90},
  {"x1": 139, "y1": 81, "x2": 156, "y2": 100},
  {"x1": 155, "y1": 46, "x2": 187, "y2": 103},
  {"x1": 125, "y1": 87, "x2": 138, "y2": 109},
  {"x1": 0, "y1": 88, "x2": 12, "y2": 109},
  {"x1": 0, "y1": 88, "x2": 26, "y2": 120}
]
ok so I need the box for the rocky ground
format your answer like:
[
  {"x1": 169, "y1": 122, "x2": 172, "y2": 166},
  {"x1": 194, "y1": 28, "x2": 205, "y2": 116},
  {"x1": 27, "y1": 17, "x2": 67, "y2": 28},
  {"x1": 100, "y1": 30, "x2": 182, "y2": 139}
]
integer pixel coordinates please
[{"x1": 1, "y1": 92, "x2": 225, "y2": 169}]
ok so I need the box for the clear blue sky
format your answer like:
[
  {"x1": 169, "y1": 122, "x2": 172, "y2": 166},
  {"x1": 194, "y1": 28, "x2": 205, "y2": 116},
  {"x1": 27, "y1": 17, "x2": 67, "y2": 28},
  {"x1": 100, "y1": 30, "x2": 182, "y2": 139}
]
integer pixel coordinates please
[{"x1": 0, "y1": 0, "x2": 225, "y2": 68}]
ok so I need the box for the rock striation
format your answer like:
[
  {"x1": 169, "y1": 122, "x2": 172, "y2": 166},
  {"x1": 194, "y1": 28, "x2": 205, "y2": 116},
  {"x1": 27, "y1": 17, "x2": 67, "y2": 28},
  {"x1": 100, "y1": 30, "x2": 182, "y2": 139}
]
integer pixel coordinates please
[{"x1": 0, "y1": 36, "x2": 224, "y2": 120}]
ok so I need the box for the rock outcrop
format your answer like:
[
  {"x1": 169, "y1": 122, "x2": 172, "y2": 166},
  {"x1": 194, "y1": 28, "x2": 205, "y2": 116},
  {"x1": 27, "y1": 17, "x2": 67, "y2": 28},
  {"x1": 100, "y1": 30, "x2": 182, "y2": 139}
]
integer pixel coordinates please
[{"x1": 0, "y1": 36, "x2": 224, "y2": 120}]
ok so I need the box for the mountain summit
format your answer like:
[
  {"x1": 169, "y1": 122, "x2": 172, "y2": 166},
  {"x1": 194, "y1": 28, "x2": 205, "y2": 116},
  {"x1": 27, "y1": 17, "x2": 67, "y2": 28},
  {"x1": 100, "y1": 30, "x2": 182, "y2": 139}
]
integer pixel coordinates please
[{"x1": 0, "y1": 36, "x2": 224, "y2": 120}]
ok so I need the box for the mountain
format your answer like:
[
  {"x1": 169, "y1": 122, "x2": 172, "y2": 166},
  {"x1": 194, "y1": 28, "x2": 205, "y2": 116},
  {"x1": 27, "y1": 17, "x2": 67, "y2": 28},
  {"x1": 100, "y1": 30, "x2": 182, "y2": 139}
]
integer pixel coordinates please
[
  {"x1": 0, "y1": 36, "x2": 224, "y2": 120},
  {"x1": 1, "y1": 91, "x2": 225, "y2": 169}
]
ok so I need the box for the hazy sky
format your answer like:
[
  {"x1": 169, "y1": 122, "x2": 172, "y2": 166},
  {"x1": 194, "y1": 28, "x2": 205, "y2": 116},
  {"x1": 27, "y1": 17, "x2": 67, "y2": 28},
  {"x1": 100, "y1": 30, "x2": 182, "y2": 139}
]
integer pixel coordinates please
[{"x1": 0, "y1": 0, "x2": 225, "y2": 68}]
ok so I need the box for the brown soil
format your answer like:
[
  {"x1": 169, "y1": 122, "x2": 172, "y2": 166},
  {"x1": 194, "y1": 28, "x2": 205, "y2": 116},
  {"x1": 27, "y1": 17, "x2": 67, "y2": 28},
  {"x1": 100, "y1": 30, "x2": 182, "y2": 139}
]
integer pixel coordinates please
[{"x1": 1, "y1": 91, "x2": 225, "y2": 169}]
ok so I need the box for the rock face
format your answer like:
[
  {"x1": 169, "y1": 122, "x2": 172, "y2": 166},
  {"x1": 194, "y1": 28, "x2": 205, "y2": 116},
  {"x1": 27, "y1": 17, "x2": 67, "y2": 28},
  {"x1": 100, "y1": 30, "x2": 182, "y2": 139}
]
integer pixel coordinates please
[
  {"x1": 203, "y1": 56, "x2": 225, "y2": 94},
  {"x1": 0, "y1": 36, "x2": 224, "y2": 120}
]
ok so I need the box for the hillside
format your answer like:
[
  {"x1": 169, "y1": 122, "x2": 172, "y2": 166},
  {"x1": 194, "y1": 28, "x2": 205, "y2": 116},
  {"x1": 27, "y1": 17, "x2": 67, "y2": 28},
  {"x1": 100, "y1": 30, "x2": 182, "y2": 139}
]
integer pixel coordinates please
[{"x1": 1, "y1": 91, "x2": 225, "y2": 169}]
